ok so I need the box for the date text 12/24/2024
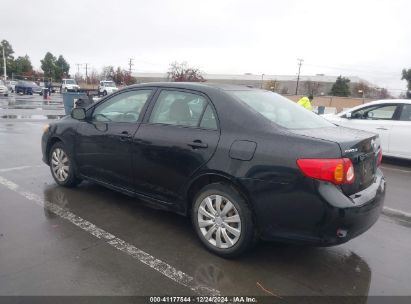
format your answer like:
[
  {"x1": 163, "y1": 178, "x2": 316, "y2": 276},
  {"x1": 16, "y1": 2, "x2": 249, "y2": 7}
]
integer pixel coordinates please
[{"x1": 150, "y1": 296, "x2": 258, "y2": 303}]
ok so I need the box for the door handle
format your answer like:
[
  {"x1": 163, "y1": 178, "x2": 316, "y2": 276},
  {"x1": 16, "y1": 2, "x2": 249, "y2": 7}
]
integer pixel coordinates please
[
  {"x1": 376, "y1": 127, "x2": 388, "y2": 130},
  {"x1": 118, "y1": 131, "x2": 132, "y2": 141},
  {"x1": 187, "y1": 140, "x2": 208, "y2": 149}
]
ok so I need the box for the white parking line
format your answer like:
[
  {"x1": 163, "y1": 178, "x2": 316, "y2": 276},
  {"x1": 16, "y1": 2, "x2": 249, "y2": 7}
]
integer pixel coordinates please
[
  {"x1": 382, "y1": 207, "x2": 411, "y2": 222},
  {"x1": 381, "y1": 166, "x2": 411, "y2": 174},
  {"x1": 0, "y1": 165, "x2": 43, "y2": 172},
  {"x1": 0, "y1": 175, "x2": 220, "y2": 296}
]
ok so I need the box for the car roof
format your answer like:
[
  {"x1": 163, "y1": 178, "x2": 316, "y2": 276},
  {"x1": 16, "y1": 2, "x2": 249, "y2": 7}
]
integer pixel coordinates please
[
  {"x1": 128, "y1": 82, "x2": 258, "y2": 92},
  {"x1": 365, "y1": 99, "x2": 411, "y2": 105}
]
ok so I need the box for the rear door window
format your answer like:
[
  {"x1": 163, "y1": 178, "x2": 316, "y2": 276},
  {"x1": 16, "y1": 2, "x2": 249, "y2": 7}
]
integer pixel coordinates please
[
  {"x1": 399, "y1": 104, "x2": 411, "y2": 121},
  {"x1": 149, "y1": 90, "x2": 211, "y2": 127},
  {"x1": 230, "y1": 90, "x2": 333, "y2": 129}
]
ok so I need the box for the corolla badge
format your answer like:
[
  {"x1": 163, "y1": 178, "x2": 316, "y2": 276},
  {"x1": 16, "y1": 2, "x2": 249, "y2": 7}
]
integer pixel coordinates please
[{"x1": 345, "y1": 148, "x2": 358, "y2": 153}]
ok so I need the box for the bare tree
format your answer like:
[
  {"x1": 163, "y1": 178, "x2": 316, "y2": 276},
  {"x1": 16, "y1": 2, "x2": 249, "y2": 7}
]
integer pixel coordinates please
[
  {"x1": 304, "y1": 80, "x2": 322, "y2": 96},
  {"x1": 167, "y1": 61, "x2": 205, "y2": 82},
  {"x1": 264, "y1": 79, "x2": 280, "y2": 92},
  {"x1": 101, "y1": 66, "x2": 115, "y2": 81},
  {"x1": 280, "y1": 86, "x2": 289, "y2": 95},
  {"x1": 352, "y1": 81, "x2": 371, "y2": 97},
  {"x1": 377, "y1": 88, "x2": 392, "y2": 99}
]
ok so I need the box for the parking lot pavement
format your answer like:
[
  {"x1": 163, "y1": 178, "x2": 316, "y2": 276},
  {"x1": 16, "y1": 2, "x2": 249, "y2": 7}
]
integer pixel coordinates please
[
  {"x1": 380, "y1": 158, "x2": 411, "y2": 214},
  {"x1": 1, "y1": 120, "x2": 411, "y2": 297}
]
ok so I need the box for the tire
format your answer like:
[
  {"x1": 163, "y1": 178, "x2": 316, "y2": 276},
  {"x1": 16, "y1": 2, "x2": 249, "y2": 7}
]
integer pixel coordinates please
[
  {"x1": 103, "y1": 90, "x2": 107, "y2": 96},
  {"x1": 49, "y1": 141, "x2": 82, "y2": 187},
  {"x1": 192, "y1": 183, "x2": 257, "y2": 258}
]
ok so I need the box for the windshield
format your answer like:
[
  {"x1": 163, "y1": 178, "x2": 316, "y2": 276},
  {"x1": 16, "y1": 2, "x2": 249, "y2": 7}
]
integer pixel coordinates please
[
  {"x1": 230, "y1": 90, "x2": 335, "y2": 129},
  {"x1": 102, "y1": 81, "x2": 116, "y2": 87},
  {"x1": 65, "y1": 79, "x2": 77, "y2": 85}
]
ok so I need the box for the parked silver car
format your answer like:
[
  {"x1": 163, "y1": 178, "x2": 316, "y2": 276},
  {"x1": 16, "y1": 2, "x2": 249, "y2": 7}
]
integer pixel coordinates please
[{"x1": 0, "y1": 80, "x2": 9, "y2": 96}]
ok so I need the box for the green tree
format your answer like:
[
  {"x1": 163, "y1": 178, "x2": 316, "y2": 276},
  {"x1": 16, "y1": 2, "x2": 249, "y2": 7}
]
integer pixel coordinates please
[
  {"x1": 13, "y1": 55, "x2": 33, "y2": 75},
  {"x1": 330, "y1": 76, "x2": 351, "y2": 97},
  {"x1": 40, "y1": 52, "x2": 70, "y2": 81},
  {"x1": 401, "y1": 68, "x2": 411, "y2": 90},
  {"x1": 41, "y1": 52, "x2": 57, "y2": 79},
  {"x1": 55, "y1": 55, "x2": 70, "y2": 80}
]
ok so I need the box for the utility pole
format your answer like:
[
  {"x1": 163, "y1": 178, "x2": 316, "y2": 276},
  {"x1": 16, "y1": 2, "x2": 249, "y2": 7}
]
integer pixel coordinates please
[
  {"x1": 76, "y1": 63, "x2": 81, "y2": 74},
  {"x1": 295, "y1": 58, "x2": 303, "y2": 95},
  {"x1": 84, "y1": 63, "x2": 89, "y2": 84},
  {"x1": 128, "y1": 58, "x2": 134, "y2": 74},
  {"x1": 2, "y1": 47, "x2": 6, "y2": 80}
]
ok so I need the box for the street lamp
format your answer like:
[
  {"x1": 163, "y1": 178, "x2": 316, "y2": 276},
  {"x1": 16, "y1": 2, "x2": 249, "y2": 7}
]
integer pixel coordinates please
[{"x1": 1, "y1": 46, "x2": 6, "y2": 80}]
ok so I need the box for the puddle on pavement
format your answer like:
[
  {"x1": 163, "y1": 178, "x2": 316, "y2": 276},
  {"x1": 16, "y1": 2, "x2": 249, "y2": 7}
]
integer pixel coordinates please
[{"x1": 1, "y1": 114, "x2": 64, "y2": 120}]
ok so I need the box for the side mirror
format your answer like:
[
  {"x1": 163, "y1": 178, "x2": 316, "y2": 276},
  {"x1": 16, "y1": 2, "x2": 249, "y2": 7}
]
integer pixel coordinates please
[
  {"x1": 71, "y1": 107, "x2": 86, "y2": 120},
  {"x1": 345, "y1": 112, "x2": 352, "y2": 119}
]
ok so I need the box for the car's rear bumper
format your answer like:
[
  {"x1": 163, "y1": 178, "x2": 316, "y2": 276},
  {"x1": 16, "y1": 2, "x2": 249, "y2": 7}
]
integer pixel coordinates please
[{"x1": 239, "y1": 169, "x2": 385, "y2": 245}]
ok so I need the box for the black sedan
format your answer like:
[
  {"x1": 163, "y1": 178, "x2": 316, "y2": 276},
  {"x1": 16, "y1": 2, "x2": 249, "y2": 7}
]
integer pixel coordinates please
[
  {"x1": 41, "y1": 83, "x2": 385, "y2": 257},
  {"x1": 15, "y1": 80, "x2": 43, "y2": 95}
]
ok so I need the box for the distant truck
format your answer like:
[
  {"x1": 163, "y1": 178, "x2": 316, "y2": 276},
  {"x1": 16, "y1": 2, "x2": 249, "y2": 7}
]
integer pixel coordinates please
[
  {"x1": 60, "y1": 79, "x2": 80, "y2": 93},
  {"x1": 98, "y1": 80, "x2": 118, "y2": 96}
]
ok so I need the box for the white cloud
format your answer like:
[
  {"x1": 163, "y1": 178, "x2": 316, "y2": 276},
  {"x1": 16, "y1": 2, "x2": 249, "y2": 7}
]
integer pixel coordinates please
[{"x1": 1, "y1": 0, "x2": 410, "y2": 92}]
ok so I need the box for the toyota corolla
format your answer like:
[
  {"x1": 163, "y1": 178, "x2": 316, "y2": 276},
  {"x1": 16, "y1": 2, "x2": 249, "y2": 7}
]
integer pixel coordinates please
[{"x1": 41, "y1": 83, "x2": 385, "y2": 257}]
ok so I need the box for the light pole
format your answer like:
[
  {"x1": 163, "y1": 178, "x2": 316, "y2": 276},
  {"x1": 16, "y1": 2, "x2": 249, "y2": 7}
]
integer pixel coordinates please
[
  {"x1": 261, "y1": 74, "x2": 264, "y2": 89},
  {"x1": 2, "y1": 46, "x2": 6, "y2": 80}
]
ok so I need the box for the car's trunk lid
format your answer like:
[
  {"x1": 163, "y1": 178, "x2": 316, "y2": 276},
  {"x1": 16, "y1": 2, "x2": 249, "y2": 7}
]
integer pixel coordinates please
[{"x1": 291, "y1": 126, "x2": 380, "y2": 196}]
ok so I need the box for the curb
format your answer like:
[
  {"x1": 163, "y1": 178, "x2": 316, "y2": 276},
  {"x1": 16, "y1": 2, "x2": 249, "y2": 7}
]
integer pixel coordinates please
[{"x1": 382, "y1": 207, "x2": 411, "y2": 223}]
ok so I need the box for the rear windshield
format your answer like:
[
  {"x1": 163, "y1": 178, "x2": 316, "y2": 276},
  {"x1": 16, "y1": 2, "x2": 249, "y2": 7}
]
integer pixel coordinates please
[{"x1": 230, "y1": 90, "x2": 335, "y2": 129}]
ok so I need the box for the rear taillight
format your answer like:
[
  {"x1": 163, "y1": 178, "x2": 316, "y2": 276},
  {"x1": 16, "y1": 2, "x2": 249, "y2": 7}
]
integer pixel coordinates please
[
  {"x1": 377, "y1": 149, "x2": 383, "y2": 166},
  {"x1": 297, "y1": 158, "x2": 355, "y2": 185}
]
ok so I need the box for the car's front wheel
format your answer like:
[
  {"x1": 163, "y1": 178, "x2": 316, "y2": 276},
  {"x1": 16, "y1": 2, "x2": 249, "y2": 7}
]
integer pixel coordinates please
[
  {"x1": 49, "y1": 142, "x2": 81, "y2": 187},
  {"x1": 192, "y1": 183, "x2": 257, "y2": 258}
]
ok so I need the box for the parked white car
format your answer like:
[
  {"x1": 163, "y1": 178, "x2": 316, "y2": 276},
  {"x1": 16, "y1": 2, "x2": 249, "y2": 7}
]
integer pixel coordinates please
[
  {"x1": 98, "y1": 80, "x2": 118, "y2": 96},
  {"x1": 324, "y1": 99, "x2": 411, "y2": 160},
  {"x1": 60, "y1": 79, "x2": 80, "y2": 93},
  {"x1": 5, "y1": 80, "x2": 17, "y2": 93},
  {"x1": 0, "y1": 80, "x2": 9, "y2": 96}
]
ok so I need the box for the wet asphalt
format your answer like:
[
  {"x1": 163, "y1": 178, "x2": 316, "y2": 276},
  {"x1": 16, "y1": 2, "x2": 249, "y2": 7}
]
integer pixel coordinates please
[{"x1": 1, "y1": 94, "x2": 411, "y2": 297}]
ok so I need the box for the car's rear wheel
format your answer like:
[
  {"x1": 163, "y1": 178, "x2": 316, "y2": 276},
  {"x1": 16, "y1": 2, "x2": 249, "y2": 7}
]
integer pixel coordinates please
[
  {"x1": 103, "y1": 90, "x2": 107, "y2": 96},
  {"x1": 192, "y1": 183, "x2": 257, "y2": 258},
  {"x1": 49, "y1": 142, "x2": 81, "y2": 187}
]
